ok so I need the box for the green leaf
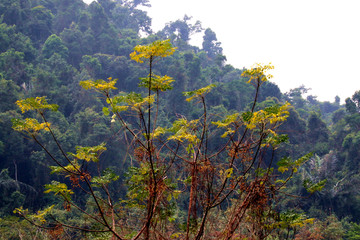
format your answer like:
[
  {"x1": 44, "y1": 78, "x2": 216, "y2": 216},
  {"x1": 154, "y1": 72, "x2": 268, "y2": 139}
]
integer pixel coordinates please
[
  {"x1": 92, "y1": 168, "x2": 120, "y2": 186},
  {"x1": 242, "y1": 111, "x2": 253, "y2": 122},
  {"x1": 112, "y1": 92, "x2": 154, "y2": 111},
  {"x1": 212, "y1": 113, "x2": 239, "y2": 128},
  {"x1": 44, "y1": 181, "x2": 73, "y2": 201},
  {"x1": 303, "y1": 179, "x2": 327, "y2": 193},
  {"x1": 294, "y1": 152, "x2": 313, "y2": 167},
  {"x1": 277, "y1": 156, "x2": 292, "y2": 168},
  {"x1": 14, "y1": 205, "x2": 55, "y2": 224},
  {"x1": 271, "y1": 210, "x2": 314, "y2": 230},
  {"x1": 139, "y1": 74, "x2": 174, "y2": 92},
  {"x1": 70, "y1": 143, "x2": 107, "y2": 162},
  {"x1": 172, "y1": 190, "x2": 181, "y2": 200},
  {"x1": 102, "y1": 107, "x2": 110, "y2": 116},
  {"x1": 277, "y1": 156, "x2": 292, "y2": 173},
  {"x1": 264, "y1": 104, "x2": 281, "y2": 114},
  {"x1": 264, "y1": 134, "x2": 289, "y2": 148},
  {"x1": 183, "y1": 84, "x2": 216, "y2": 101},
  {"x1": 49, "y1": 161, "x2": 80, "y2": 176}
]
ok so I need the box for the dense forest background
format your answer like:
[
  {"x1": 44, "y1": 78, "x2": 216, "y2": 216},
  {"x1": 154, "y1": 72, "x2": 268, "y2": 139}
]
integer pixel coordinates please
[{"x1": 1, "y1": 0, "x2": 360, "y2": 238}]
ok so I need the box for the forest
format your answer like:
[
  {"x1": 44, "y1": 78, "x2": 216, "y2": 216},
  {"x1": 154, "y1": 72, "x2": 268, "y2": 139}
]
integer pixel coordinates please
[{"x1": 1, "y1": 0, "x2": 360, "y2": 239}]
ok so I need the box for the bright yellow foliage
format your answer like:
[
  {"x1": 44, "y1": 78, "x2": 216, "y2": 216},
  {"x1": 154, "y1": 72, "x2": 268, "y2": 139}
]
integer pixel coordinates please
[
  {"x1": 33, "y1": 205, "x2": 55, "y2": 223},
  {"x1": 212, "y1": 113, "x2": 239, "y2": 138},
  {"x1": 80, "y1": 77, "x2": 117, "y2": 93},
  {"x1": 167, "y1": 118, "x2": 199, "y2": 144},
  {"x1": 278, "y1": 166, "x2": 289, "y2": 174},
  {"x1": 241, "y1": 63, "x2": 274, "y2": 84},
  {"x1": 130, "y1": 39, "x2": 176, "y2": 63},
  {"x1": 152, "y1": 127, "x2": 166, "y2": 139},
  {"x1": 212, "y1": 113, "x2": 239, "y2": 128},
  {"x1": 220, "y1": 168, "x2": 234, "y2": 181},
  {"x1": 12, "y1": 118, "x2": 51, "y2": 134},
  {"x1": 112, "y1": 105, "x2": 129, "y2": 113},
  {"x1": 16, "y1": 96, "x2": 58, "y2": 113},
  {"x1": 14, "y1": 205, "x2": 55, "y2": 224},
  {"x1": 244, "y1": 102, "x2": 290, "y2": 130}
]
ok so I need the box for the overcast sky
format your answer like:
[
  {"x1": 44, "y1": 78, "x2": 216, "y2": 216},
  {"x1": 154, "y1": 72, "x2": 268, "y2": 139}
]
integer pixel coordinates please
[{"x1": 84, "y1": 0, "x2": 360, "y2": 103}]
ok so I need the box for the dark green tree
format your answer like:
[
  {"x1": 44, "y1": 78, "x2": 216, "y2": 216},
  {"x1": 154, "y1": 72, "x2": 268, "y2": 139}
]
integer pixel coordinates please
[
  {"x1": 51, "y1": 0, "x2": 86, "y2": 34},
  {"x1": 346, "y1": 90, "x2": 360, "y2": 114},
  {"x1": 159, "y1": 15, "x2": 202, "y2": 49},
  {"x1": 42, "y1": 34, "x2": 68, "y2": 59},
  {"x1": 60, "y1": 23, "x2": 85, "y2": 66},
  {"x1": 80, "y1": 55, "x2": 102, "y2": 78},
  {"x1": 0, "y1": 78, "x2": 21, "y2": 112},
  {"x1": 25, "y1": 5, "x2": 53, "y2": 44},
  {"x1": 0, "y1": 49, "x2": 32, "y2": 85},
  {"x1": 306, "y1": 112, "x2": 330, "y2": 155},
  {"x1": 202, "y1": 28, "x2": 223, "y2": 58},
  {"x1": 111, "y1": 3, "x2": 152, "y2": 34}
]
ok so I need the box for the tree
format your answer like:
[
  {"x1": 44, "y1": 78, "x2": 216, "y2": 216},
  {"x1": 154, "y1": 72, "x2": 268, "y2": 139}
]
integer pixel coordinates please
[
  {"x1": 0, "y1": 22, "x2": 36, "y2": 61},
  {"x1": 335, "y1": 95, "x2": 340, "y2": 105},
  {"x1": 114, "y1": 0, "x2": 151, "y2": 9},
  {"x1": 0, "y1": 168, "x2": 37, "y2": 215},
  {"x1": 51, "y1": 0, "x2": 86, "y2": 34},
  {"x1": 1, "y1": 0, "x2": 31, "y2": 31},
  {"x1": 306, "y1": 112, "x2": 330, "y2": 155},
  {"x1": 258, "y1": 81, "x2": 282, "y2": 102},
  {"x1": 88, "y1": 1, "x2": 110, "y2": 37},
  {"x1": 111, "y1": 3, "x2": 152, "y2": 35},
  {"x1": 12, "y1": 40, "x2": 321, "y2": 239},
  {"x1": 285, "y1": 85, "x2": 309, "y2": 109},
  {"x1": 25, "y1": 5, "x2": 53, "y2": 44},
  {"x1": 0, "y1": 48, "x2": 32, "y2": 85},
  {"x1": 42, "y1": 34, "x2": 69, "y2": 59},
  {"x1": 159, "y1": 15, "x2": 202, "y2": 47},
  {"x1": 202, "y1": 28, "x2": 223, "y2": 58},
  {"x1": 98, "y1": 0, "x2": 116, "y2": 15},
  {"x1": 346, "y1": 90, "x2": 360, "y2": 114},
  {"x1": 0, "y1": 78, "x2": 21, "y2": 112},
  {"x1": 80, "y1": 55, "x2": 102, "y2": 78}
]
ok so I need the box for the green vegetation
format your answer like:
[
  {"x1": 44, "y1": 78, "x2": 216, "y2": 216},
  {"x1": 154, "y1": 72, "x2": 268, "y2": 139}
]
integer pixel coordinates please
[{"x1": 0, "y1": 0, "x2": 359, "y2": 239}]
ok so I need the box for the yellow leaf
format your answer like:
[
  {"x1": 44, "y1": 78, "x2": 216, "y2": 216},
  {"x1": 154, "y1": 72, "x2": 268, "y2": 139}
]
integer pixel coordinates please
[
  {"x1": 80, "y1": 78, "x2": 118, "y2": 93},
  {"x1": 16, "y1": 97, "x2": 58, "y2": 113},
  {"x1": 130, "y1": 39, "x2": 176, "y2": 63},
  {"x1": 278, "y1": 166, "x2": 288, "y2": 173},
  {"x1": 241, "y1": 63, "x2": 274, "y2": 85}
]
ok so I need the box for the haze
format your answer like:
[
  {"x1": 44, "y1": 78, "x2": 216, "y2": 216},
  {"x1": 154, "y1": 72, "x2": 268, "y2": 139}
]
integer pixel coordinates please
[{"x1": 84, "y1": 0, "x2": 360, "y2": 102}]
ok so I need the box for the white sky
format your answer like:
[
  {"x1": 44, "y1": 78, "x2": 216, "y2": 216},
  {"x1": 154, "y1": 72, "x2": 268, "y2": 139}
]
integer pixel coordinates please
[{"x1": 84, "y1": 0, "x2": 360, "y2": 103}]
